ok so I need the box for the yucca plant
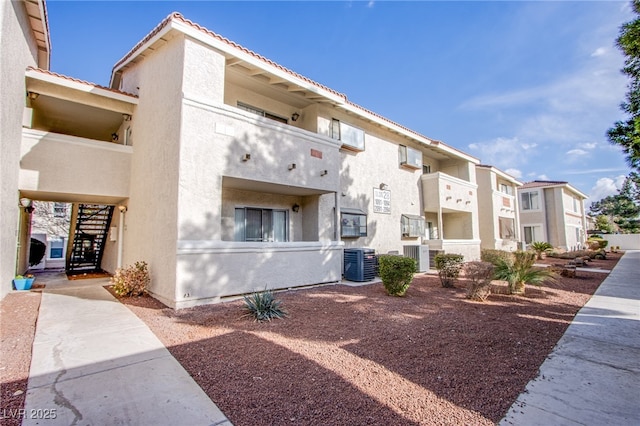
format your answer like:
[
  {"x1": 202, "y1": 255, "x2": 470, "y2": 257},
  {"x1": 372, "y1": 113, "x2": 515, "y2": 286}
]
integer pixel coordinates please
[
  {"x1": 243, "y1": 288, "x2": 287, "y2": 322},
  {"x1": 493, "y1": 250, "x2": 555, "y2": 295},
  {"x1": 530, "y1": 241, "x2": 553, "y2": 260}
]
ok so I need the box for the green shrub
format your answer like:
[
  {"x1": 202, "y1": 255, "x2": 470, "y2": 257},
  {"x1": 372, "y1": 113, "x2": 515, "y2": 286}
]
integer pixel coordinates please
[
  {"x1": 480, "y1": 249, "x2": 514, "y2": 266},
  {"x1": 243, "y1": 289, "x2": 287, "y2": 322},
  {"x1": 29, "y1": 238, "x2": 46, "y2": 267},
  {"x1": 111, "y1": 261, "x2": 150, "y2": 297},
  {"x1": 434, "y1": 253, "x2": 464, "y2": 288},
  {"x1": 493, "y1": 251, "x2": 554, "y2": 295},
  {"x1": 530, "y1": 241, "x2": 553, "y2": 259},
  {"x1": 378, "y1": 255, "x2": 416, "y2": 296},
  {"x1": 587, "y1": 237, "x2": 608, "y2": 250},
  {"x1": 464, "y1": 261, "x2": 494, "y2": 301}
]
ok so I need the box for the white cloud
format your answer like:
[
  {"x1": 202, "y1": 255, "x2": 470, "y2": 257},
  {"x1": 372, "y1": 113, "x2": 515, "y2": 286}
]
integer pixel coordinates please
[
  {"x1": 591, "y1": 47, "x2": 607, "y2": 57},
  {"x1": 567, "y1": 148, "x2": 589, "y2": 156},
  {"x1": 588, "y1": 175, "x2": 626, "y2": 203},
  {"x1": 582, "y1": 142, "x2": 597, "y2": 150},
  {"x1": 538, "y1": 174, "x2": 550, "y2": 180},
  {"x1": 468, "y1": 137, "x2": 536, "y2": 170},
  {"x1": 505, "y1": 168, "x2": 522, "y2": 179}
]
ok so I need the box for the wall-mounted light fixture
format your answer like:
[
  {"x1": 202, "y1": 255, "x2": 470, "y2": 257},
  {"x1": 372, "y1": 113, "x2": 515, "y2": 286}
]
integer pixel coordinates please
[
  {"x1": 111, "y1": 133, "x2": 119, "y2": 142},
  {"x1": 288, "y1": 163, "x2": 296, "y2": 171},
  {"x1": 291, "y1": 112, "x2": 300, "y2": 122},
  {"x1": 292, "y1": 203, "x2": 300, "y2": 213},
  {"x1": 118, "y1": 205, "x2": 128, "y2": 213},
  {"x1": 242, "y1": 153, "x2": 251, "y2": 162},
  {"x1": 19, "y1": 197, "x2": 34, "y2": 213},
  {"x1": 123, "y1": 114, "x2": 132, "y2": 121},
  {"x1": 27, "y1": 92, "x2": 39, "y2": 100},
  {"x1": 379, "y1": 183, "x2": 389, "y2": 190},
  {"x1": 320, "y1": 170, "x2": 328, "y2": 176}
]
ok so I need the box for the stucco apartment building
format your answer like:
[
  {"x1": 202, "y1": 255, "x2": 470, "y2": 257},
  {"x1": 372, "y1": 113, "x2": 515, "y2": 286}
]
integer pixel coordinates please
[
  {"x1": 476, "y1": 165, "x2": 523, "y2": 251},
  {"x1": 518, "y1": 180, "x2": 588, "y2": 250},
  {"x1": 2, "y1": 2, "x2": 487, "y2": 307}
]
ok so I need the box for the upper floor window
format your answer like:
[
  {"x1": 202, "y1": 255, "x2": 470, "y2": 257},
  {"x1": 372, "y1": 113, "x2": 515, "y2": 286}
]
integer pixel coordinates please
[
  {"x1": 499, "y1": 183, "x2": 513, "y2": 196},
  {"x1": 521, "y1": 191, "x2": 539, "y2": 210},
  {"x1": 237, "y1": 102, "x2": 288, "y2": 124},
  {"x1": 234, "y1": 207, "x2": 288, "y2": 242},
  {"x1": 423, "y1": 164, "x2": 432, "y2": 174},
  {"x1": 399, "y1": 145, "x2": 422, "y2": 170},
  {"x1": 332, "y1": 119, "x2": 365, "y2": 151},
  {"x1": 572, "y1": 197, "x2": 579, "y2": 213}
]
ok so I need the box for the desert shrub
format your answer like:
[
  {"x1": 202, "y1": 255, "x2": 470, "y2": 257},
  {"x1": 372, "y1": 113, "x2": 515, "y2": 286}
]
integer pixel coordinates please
[
  {"x1": 111, "y1": 261, "x2": 150, "y2": 297},
  {"x1": 434, "y1": 253, "x2": 464, "y2": 288},
  {"x1": 530, "y1": 241, "x2": 553, "y2": 259},
  {"x1": 378, "y1": 255, "x2": 416, "y2": 296},
  {"x1": 548, "y1": 250, "x2": 596, "y2": 260},
  {"x1": 493, "y1": 251, "x2": 554, "y2": 295},
  {"x1": 481, "y1": 249, "x2": 514, "y2": 266},
  {"x1": 29, "y1": 238, "x2": 46, "y2": 266},
  {"x1": 464, "y1": 261, "x2": 494, "y2": 301},
  {"x1": 587, "y1": 237, "x2": 608, "y2": 250},
  {"x1": 243, "y1": 288, "x2": 287, "y2": 322}
]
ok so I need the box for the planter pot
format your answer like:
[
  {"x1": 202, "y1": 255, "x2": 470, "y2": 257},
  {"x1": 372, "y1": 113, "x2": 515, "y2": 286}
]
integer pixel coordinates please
[{"x1": 13, "y1": 278, "x2": 33, "y2": 290}]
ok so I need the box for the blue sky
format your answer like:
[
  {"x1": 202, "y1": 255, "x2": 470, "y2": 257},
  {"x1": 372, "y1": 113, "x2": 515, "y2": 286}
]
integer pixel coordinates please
[{"x1": 46, "y1": 1, "x2": 635, "y2": 205}]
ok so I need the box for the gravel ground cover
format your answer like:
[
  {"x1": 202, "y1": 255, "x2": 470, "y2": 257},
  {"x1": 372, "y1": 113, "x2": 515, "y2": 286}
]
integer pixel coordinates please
[{"x1": 0, "y1": 252, "x2": 621, "y2": 425}]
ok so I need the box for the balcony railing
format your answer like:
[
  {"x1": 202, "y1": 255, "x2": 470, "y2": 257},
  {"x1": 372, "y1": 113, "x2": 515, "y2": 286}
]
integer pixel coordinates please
[{"x1": 421, "y1": 172, "x2": 478, "y2": 212}]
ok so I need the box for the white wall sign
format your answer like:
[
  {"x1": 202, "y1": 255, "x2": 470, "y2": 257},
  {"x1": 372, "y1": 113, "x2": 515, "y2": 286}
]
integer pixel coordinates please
[{"x1": 373, "y1": 188, "x2": 391, "y2": 214}]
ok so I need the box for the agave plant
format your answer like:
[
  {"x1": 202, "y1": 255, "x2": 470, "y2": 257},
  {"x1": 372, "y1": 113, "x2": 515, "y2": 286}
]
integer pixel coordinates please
[
  {"x1": 493, "y1": 250, "x2": 554, "y2": 295},
  {"x1": 243, "y1": 288, "x2": 287, "y2": 322}
]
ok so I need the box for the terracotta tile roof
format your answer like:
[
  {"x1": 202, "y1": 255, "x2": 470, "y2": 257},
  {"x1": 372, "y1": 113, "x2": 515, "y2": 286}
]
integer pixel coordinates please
[
  {"x1": 27, "y1": 66, "x2": 138, "y2": 98},
  {"x1": 111, "y1": 12, "x2": 478, "y2": 162},
  {"x1": 521, "y1": 180, "x2": 568, "y2": 189}
]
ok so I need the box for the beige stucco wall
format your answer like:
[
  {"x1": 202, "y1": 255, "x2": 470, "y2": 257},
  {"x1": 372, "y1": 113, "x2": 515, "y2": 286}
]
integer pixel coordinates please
[
  {"x1": 118, "y1": 34, "x2": 185, "y2": 304},
  {"x1": 477, "y1": 168, "x2": 519, "y2": 250},
  {"x1": 0, "y1": 1, "x2": 40, "y2": 298},
  {"x1": 19, "y1": 130, "x2": 132, "y2": 199}
]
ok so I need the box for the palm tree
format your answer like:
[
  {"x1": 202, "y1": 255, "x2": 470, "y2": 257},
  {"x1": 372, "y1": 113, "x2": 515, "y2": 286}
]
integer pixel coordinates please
[
  {"x1": 530, "y1": 241, "x2": 553, "y2": 260},
  {"x1": 494, "y1": 250, "x2": 555, "y2": 295}
]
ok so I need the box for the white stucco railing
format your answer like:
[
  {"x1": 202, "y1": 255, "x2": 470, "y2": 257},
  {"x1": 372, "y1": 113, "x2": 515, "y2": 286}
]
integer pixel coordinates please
[
  {"x1": 421, "y1": 172, "x2": 478, "y2": 212},
  {"x1": 19, "y1": 129, "x2": 132, "y2": 200},
  {"x1": 174, "y1": 240, "x2": 344, "y2": 308}
]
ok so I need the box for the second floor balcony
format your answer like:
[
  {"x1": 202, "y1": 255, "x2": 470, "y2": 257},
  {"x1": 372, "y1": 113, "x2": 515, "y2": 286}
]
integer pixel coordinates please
[{"x1": 421, "y1": 172, "x2": 478, "y2": 213}]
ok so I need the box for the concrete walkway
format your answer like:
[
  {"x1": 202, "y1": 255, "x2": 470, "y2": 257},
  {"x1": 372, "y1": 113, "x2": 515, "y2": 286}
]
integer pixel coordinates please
[
  {"x1": 500, "y1": 250, "x2": 640, "y2": 426},
  {"x1": 23, "y1": 274, "x2": 231, "y2": 425}
]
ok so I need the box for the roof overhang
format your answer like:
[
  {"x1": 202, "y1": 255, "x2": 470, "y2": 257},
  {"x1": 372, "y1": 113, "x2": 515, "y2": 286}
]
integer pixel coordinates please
[
  {"x1": 26, "y1": 68, "x2": 138, "y2": 114},
  {"x1": 477, "y1": 165, "x2": 523, "y2": 186},
  {"x1": 23, "y1": 0, "x2": 51, "y2": 70}
]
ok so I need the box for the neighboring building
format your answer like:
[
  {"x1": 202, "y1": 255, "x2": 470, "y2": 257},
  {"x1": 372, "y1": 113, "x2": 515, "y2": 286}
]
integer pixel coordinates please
[
  {"x1": 4, "y1": 8, "x2": 483, "y2": 306},
  {"x1": 476, "y1": 165, "x2": 522, "y2": 251},
  {"x1": 517, "y1": 180, "x2": 588, "y2": 250}
]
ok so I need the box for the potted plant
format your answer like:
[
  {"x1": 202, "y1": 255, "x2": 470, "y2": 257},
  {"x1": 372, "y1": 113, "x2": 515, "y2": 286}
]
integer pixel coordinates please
[{"x1": 13, "y1": 274, "x2": 35, "y2": 290}]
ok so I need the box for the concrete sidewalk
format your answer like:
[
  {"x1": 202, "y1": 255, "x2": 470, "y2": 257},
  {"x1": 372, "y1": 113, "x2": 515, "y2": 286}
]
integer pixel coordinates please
[
  {"x1": 500, "y1": 250, "x2": 640, "y2": 426},
  {"x1": 23, "y1": 276, "x2": 231, "y2": 425}
]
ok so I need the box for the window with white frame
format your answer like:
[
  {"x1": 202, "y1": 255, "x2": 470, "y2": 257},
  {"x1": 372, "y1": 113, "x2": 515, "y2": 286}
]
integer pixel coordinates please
[
  {"x1": 572, "y1": 197, "x2": 579, "y2": 213},
  {"x1": 53, "y1": 202, "x2": 67, "y2": 218},
  {"x1": 341, "y1": 209, "x2": 367, "y2": 238},
  {"x1": 399, "y1": 145, "x2": 422, "y2": 169},
  {"x1": 523, "y1": 225, "x2": 542, "y2": 244},
  {"x1": 499, "y1": 183, "x2": 513, "y2": 196},
  {"x1": 234, "y1": 207, "x2": 288, "y2": 242},
  {"x1": 423, "y1": 164, "x2": 431, "y2": 174},
  {"x1": 49, "y1": 239, "x2": 64, "y2": 259},
  {"x1": 401, "y1": 214, "x2": 424, "y2": 238},
  {"x1": 331, "y1": 119, "x2": 365, "y2": 151},
  {"x1": 237, "y1": 102, "x2": 288, "y2": 124},
  {"x1": 521, "y1": 191, "x2": 539, "y2": 210},
  {"x1": 499, "y1": 217, "x2": 516, "y2": 240}
]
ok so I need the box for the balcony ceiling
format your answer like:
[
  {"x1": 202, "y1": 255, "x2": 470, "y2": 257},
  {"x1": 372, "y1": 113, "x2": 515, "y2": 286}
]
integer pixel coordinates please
[{"x1": 29, "y1": 94, "x2": 124, "y2": 142}]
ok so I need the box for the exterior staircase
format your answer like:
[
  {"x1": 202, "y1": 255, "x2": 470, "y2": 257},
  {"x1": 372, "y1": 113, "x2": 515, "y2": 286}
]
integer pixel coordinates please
[{"x1": 67, "y1": 204, "x2": 114, "y2": 275}]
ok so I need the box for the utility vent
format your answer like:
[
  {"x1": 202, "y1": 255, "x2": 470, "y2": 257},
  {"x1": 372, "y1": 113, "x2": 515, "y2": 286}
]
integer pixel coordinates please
[{"x1": 403, "y1": 245, "x2": 430, "y2": 272}]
